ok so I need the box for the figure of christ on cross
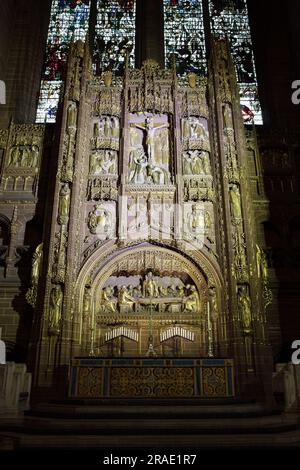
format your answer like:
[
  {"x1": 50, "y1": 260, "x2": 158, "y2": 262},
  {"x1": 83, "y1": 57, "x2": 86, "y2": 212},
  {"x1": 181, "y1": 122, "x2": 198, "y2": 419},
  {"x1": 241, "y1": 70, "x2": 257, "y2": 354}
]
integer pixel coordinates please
[{"x1": 131, "y1": 116, "x2": 169, "y2": 164}]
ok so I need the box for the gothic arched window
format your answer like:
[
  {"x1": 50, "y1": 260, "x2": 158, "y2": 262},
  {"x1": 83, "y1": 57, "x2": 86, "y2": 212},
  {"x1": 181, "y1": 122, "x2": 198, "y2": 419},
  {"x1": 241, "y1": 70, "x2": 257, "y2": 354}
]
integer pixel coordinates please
[{"x1": 36, "y1": 0, "x2": 91, "y2": 123}]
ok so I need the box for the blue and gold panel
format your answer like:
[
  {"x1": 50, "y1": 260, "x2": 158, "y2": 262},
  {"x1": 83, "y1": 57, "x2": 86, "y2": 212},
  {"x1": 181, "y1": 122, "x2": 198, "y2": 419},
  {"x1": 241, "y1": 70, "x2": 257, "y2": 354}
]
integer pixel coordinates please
[{"x1": 69, "y1": 358, "x2": 235, "y2": 399}]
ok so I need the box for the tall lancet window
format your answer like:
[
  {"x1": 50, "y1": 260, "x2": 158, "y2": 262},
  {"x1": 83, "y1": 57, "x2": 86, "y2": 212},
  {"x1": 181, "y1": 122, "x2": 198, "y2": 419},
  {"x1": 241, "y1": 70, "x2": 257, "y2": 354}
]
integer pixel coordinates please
[
  {"x1": 94, "y1": 0, "x2": 136, "y2": 76},
  {"x1": 163, "y1": 0, "x2": 207, "y2": 75},
  {"x1": 209, "y1": 0, "x2": 262, "y2": 124},
  {"x1": 36, "y1": 0, "x2": 91, "y2": 123}
]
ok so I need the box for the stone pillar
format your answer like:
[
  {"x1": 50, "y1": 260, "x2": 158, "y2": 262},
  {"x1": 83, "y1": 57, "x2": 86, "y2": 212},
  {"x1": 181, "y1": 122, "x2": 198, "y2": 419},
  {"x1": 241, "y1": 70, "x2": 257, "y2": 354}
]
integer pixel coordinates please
[{"x1": 135, "y1": 0, "x2": 165, "y2": 67}]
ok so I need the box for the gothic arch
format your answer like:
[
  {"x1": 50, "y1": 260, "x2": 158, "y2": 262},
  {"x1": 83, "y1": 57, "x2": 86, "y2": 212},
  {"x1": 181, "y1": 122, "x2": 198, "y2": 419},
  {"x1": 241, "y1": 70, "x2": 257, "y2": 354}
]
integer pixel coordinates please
[{"x1": 74, "y1": 240, "x2": 224, "y2": 321}]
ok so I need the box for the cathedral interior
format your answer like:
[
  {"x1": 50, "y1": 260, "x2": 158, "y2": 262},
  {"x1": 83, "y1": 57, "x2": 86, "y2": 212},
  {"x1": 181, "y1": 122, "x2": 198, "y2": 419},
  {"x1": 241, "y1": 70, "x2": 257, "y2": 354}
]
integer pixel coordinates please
[{"x1": 0, "y1": 0, "x2": 300, "y2": 455}]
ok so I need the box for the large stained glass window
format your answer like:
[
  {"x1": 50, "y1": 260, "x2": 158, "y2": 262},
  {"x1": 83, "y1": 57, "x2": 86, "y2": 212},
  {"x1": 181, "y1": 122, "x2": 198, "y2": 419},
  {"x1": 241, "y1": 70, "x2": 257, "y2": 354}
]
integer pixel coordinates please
[
  {"x1": 36, "y1": 0, "x2": 91, "y2": 123},
  {"x1": 209, "y1": 0, "x2": 262, "y2": 124},
  {"x1": 163, "y1": 0, "x2": 207, "y2": 76},
  {"x1": 94, "y1": 0, "x2": 136, "y2": 76}
]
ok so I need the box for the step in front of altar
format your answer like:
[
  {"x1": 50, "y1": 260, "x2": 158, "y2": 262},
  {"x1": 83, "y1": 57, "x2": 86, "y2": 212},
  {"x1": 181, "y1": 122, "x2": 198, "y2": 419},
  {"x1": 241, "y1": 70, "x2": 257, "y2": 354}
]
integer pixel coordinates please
[{"x1": 69, "y1": 358, "x2": 235, "y2": 399}]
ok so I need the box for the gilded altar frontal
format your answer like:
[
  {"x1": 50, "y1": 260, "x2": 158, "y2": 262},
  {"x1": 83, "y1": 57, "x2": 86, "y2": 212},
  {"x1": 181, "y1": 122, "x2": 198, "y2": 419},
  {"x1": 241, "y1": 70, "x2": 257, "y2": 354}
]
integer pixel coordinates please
[{"x1": 1, "y1": 3, "x2": 300, "y2": 451}]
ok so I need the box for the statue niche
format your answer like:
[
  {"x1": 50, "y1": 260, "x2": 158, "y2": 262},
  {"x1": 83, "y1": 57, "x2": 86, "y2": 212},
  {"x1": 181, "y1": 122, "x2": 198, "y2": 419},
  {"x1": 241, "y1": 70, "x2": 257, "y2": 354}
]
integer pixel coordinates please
[
  {"x1": 90, "y1": 150, "x2": 118, "y2": 175},
  {"x1": 8, "y1": 145, "x2": 39, "y2": 168},
  {"x1": 183, "y1": 150, "x2": 211, "y2": 175},
  {"x1": 182, "y1": 117, "x2": 209, "y2": 143},
  {"x1": 93, "y1": 116, "x2": 120, "y2": 148},
  {"x1": 128, "y1": 113, "x2": 171, "y2": 185}
]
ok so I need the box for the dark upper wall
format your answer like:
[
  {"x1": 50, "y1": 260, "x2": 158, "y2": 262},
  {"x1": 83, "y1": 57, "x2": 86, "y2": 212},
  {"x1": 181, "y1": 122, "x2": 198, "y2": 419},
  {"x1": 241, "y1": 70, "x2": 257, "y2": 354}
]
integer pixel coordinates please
[
  {"x1": 248, "y1": 0, "x2": 300, "y2": 131},
  {"x1": 0, "y1": 0, "x2": 51, "y2": 128}
]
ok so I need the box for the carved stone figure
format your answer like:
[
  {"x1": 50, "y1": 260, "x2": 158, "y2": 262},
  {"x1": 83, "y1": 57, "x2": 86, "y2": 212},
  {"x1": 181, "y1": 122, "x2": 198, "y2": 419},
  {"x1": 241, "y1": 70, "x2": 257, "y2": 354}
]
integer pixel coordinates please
[
  {"x1": 184, "y1": 286, "x2": 200, "y2": 312},
  {"x1": 49, "y1": 285, "x2": 63, "y2": 333},
  {"x1": 31, "y1": 145, "x2": 39, "y2": 167},
  {"x1": 104, "y1": 117, "x2": 111, "y2": 137},
  {"x1": 103, "y1": 71, "x2": 113, "y2": 87},
  {"x1": 31, "y1": 243, "x2": 43, "y2": 286},
  {"x1": 20, "y1": 146, "x2": 31, "y2": 167},
  {"x1": 91, "y1": 151, "x2": 117, "y2": 175},
  {"x1": 129, "y1": 147, "x2": 148, "y2": 184},
  {"x1": 209, "y1": 286, "x2": 218, "y2": 318},
  {"x1": 111, "y1": 117, "x2": 120, "y2": 138},
  {"x1": 143, "y1": 271, "x2": 159, "y2": 298},
  {"x1": 188, "y1": 72, "x2": 197, "y2": 88},
  {"x1": 58, "y1": 184, "x2": 71, "y2": 225},
  {"x1": 147, "y1": 164, "x2": 170, "y2": 185},
  {"x1": 229, "y1": 184, "x2": 242, "y2": 219},
  {"x1": 256, "y1": 244, "x2": 262, "y2": 278},
  {"x1": 190, "y1": 151, "x2": 203, "y2": 174},
  {"x1": 223, "y1": 102, "x2": 233, "y2": 129},
  {"x1": 67, "y1": 103, "x2": 77, "y2": 130},
  {"x1": 261, "y1": 250, "x2": 268, "y2": 281},
  {"x1": 204, "y1": 211, "x2": 212, "y2": 231},
  {"x1": 8, "y1": 145, "x2": 35, "y2": 168},
  {"x1": 88, "y1": 205, "x2": 112, "y2": 236},
  {"x1": 101, "y1": 287, "x2": 116, "y2": 313},
  {"x1": 188, "y1": 204, "x2": 203, "y2": 236},
  {"x1": 238, "y1": 286, "x2": 252, "y2": 332},
  {"x1": 183, "y1": 152, "x2": 193, "y2": 175},
  {"x1": 131, "y1": 117, "x2": 169, "y2": 163},
  {"x1": 8, "y1": 146, "x2": 20, "y2": 167},
  {"x1": 82, "y1": 288, "x2": 91, "y2": 319},
  {"x1": 202, "y1": 152, "x2": 211, "y2": 174},
  {"x1": 118, "y1": 286, "x2": 135, "y2": 309}
]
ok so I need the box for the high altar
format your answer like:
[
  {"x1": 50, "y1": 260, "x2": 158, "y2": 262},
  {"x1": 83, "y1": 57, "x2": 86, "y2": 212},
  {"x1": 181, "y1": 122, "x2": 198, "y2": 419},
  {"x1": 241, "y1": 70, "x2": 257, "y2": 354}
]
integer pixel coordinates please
[{"x1": 26, "y1": 38, "x2": 273, "y2": 401}]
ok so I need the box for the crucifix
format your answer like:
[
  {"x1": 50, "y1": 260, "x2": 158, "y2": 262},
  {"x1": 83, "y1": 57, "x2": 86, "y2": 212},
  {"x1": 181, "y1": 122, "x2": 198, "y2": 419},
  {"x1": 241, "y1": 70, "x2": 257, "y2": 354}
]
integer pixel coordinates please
[{"x1": 131, "y1": 116, "x2": 169, "y2": 163}]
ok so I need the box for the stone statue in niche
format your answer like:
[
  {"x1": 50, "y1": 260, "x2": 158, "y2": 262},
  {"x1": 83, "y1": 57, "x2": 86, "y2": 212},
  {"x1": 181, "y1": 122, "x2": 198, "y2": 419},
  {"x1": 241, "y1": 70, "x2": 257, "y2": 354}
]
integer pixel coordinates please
[
  {"x1": 130, "y1": 127, "x2": 141, "y2": 147},
  {"x1": 229, "y1": 184, "x2": 242, "y2": 220},
  {"x1": 90, "y1": 150, "x2": 117, "y2": 175},
  {"x1": 82, "y1": 288, "x2": 92, "y2": 320},
  {"x1": 188, "y1": 204, "x2": 204, "y2": 237},
  {"x1": 128, "y1": 146, "x2": 170, "y2": 185},
  {"x1": 223, "y1": 103, "x2": 233, "y2": 130},
  {"x1": 93, "y1": 116, "x2": 120, "y2": 143},
  {"x1": 67, "y1": 103, "x2": 77, "y2": 130},
  {"x1": 58, "y1": 183, "x2": 71, "y2": 225},
  {"x1": 118, "y1": 286, "x2": 135, "y2": 310},
  {"x1": 111, "y1": 117, "x2": 120, "y2": 139},
  {"x1": 204, "y1": 210, "x2": 212, "y2": 234},
  {"x1": 209, "y1": 286, "x2": 219, "y2": 318},
  {"x1": 143, "y1": 271, "x2": 159, "y2": 298},
  {"x1": 128, "y1": 147, "x2": 149, "y2": 184},
  {"x1": 31, "y1": 243, "x2": 43, "y2": 286},
  {"x1": 184, "y1": 285, "x2": 200, "y2": 312},
  {"x1": 188, "y1": 72, "x2": 197, "y2": 89},
  {"x1": 87, "y1": 204, "x2": 113, "y2": 236},
  {"x1": 183, "y1": 150, "x2": 211, "y2": 175},
  {"x1": 8, "y1": 145, "x2": 39, "y2": 168},
  {"x1": 101, "y1": 287, "x2": 116, "y2": 313},
  {"x1": 147, "y1": 163, "x2": 171, "y2": 185},
  {"x1": 49, "y1": 285, "x2": 63, "y2": 334},
  {"x1": 182, "y1": 117, "x2": 209, "y2": 141},
  {"x1": 31, "y1": 145, "x2": 40, "y2": 167},
  {"x1": 8, "y1": 146, "x2": 20, "y2": 166},
  {"x1": 238, "y1": 285, "x2": 252, "y2": 333}
]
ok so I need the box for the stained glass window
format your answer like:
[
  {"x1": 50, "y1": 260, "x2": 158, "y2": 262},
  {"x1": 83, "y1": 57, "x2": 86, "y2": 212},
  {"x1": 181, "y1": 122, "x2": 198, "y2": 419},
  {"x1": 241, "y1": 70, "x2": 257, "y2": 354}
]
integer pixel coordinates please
[
  {"x1": 94, "y1": 0, "x2": 136, "y2": 76},
  {"x1": 163, "y1": 0, "x2": 207, "y2": 76},
  {"x1": 209, "y1": 0, "x2": 262, "y2": 124},
  {"x1": 36, "y1": 0, "x2": 91, "y2": 123}
]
